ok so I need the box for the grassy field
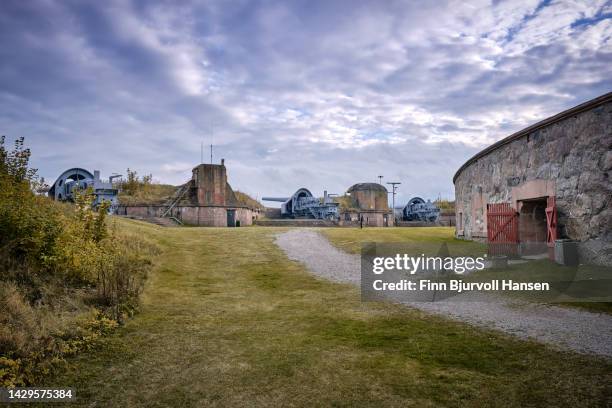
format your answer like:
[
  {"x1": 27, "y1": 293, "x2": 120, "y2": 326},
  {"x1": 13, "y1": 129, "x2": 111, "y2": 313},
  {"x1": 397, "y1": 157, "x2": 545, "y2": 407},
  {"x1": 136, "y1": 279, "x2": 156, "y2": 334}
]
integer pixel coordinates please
[
  {"x1": 42, "y1": 221, "x2": 612, "y2": 407},
  {"x1": 321, "y1": 227, "x2": 612, "y2": 314},
  {"x1": 320, "y1": 226, "x2": 485, "y2": 255}
]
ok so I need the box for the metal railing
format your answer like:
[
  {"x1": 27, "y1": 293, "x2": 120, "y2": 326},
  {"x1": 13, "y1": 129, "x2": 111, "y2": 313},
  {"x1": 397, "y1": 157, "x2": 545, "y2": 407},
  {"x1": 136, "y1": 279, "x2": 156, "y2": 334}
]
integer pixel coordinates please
[{"x1": 161, "y1": 183, "x2": 190, "y2": 218}]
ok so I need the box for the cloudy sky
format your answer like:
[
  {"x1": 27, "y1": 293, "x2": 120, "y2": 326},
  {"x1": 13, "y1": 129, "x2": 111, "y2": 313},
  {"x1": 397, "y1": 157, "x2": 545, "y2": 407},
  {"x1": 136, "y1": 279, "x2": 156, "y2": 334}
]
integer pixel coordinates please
[{"x1": 1, "y1": 0, "x2": 611, "y2": 204}]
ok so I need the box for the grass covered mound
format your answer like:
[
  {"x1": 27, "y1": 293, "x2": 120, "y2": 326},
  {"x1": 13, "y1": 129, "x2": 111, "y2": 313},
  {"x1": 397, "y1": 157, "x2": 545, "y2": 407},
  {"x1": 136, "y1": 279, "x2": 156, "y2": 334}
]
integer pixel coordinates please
[
  {"x1": 0, "y1": 137, "x2": 159, "y2": 387},
  {"x1": 117, "y1": 168, "x2": 264, "y2": 210},
  {"x1": 118, "y1": 183, "x2": 178, "y2": 205},
  {"x1": 117, "y1": 168, "x2": 178, "y2": 205},
  {"x1": 234, "y1": 190, "x2": 265, "y2": 210}
]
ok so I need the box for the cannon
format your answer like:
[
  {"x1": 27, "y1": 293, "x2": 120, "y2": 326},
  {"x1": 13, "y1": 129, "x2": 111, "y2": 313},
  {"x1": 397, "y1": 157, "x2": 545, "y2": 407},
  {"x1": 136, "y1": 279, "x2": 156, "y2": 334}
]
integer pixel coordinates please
[
  {"x1": 263, "y1": 188, "x2": 339, "y2": 220},
  {"x1": 48, "y1": 168, "x2": 121, "y2": 213},
  {"x1": 402, "y1": 197, "x2": 440, "y2": 222}
]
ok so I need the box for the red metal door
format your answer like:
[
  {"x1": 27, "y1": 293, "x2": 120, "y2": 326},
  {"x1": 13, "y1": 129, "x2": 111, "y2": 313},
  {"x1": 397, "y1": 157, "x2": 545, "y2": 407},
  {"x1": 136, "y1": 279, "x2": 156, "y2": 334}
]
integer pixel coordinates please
[
  {"x1": 486, "y1": 203, "x2": 518, "y2": 256},
  {"x1": 545, "y1": 196, "x2": 557, "y2": 248}
]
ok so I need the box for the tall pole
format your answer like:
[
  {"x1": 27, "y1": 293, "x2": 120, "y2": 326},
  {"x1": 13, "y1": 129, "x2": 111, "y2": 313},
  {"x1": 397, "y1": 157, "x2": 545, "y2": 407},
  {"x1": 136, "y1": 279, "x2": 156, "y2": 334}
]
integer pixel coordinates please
[
  {"x1": 386, "y1": 182, "x2": 401, "y2": 226},
  {"x1": 201, "y1": 141, "x2": 204, "y2": 164},
  {"x1": 210, "y1": 120, "x2": 214, "y2": 164},
  {"x1": 378, "y1": 175, "x2": 384, "y2": 184}
]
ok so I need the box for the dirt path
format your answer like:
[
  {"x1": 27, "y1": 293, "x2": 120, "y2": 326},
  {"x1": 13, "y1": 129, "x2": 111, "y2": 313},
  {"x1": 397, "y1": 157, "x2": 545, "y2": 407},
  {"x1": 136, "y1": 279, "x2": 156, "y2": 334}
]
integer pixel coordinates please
[{"x1": 275, "y1": 229, "x2": 612, "y2": 358}]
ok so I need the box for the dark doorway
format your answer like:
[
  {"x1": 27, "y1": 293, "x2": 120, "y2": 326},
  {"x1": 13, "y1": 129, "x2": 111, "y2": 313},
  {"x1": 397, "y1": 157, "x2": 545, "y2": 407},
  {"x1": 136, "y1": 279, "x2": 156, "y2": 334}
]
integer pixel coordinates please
[
  {"x1": 227, "y1": 209, "x2": 236, "y2": 227},
  {"x1": 518, "y1": 198, "x2": 548, "y2": 255}
]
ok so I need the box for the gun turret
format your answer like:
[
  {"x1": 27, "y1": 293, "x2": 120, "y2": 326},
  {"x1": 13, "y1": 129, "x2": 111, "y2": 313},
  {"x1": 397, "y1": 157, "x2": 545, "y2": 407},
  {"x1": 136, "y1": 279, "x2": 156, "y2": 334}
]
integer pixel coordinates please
[{"x1": 263, "y1": 188, "x2": 339, "y2": 220}]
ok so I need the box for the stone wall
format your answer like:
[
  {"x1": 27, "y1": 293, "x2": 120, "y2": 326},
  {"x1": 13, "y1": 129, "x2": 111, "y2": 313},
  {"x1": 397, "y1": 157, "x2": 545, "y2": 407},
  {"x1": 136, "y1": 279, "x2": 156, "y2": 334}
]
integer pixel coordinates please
[
  {"x1": 254, "y1": 219, "x2": 338, "y2": 227},
  {"x1": 116, "y1": 205, "x2": 166, "y2": 218},
  {"x1": 438, "y1": 212, "x2": 456, "y2": 227},
  {"x1": 454, "y1": 94, "x2": 612, "y2": 265},
  {"x1": 339, "y1": 210, "x2": 390, "y2": 227},
  {"x1": 117, "y1": 205, "x2": 255, "y2": 227},
  {"x1": 263, "y1": 207, "x2": 282, "y2": 218},
  {"x1": 175, "y1": 206, "x2": 254, "y2": 227}
]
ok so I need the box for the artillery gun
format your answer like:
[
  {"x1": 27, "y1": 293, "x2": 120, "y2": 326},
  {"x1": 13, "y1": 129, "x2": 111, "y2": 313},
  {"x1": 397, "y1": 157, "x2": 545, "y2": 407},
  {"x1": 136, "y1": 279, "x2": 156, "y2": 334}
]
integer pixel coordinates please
[
  {"x1": 401, "y1": 197, "x2": 440, "y2": 222},
  {"x1": 263, "y1": 188, "x2": 339, "y2": 220},
  {"x1": 48, "y1": 168, "x2": 121, "y2": 213}
]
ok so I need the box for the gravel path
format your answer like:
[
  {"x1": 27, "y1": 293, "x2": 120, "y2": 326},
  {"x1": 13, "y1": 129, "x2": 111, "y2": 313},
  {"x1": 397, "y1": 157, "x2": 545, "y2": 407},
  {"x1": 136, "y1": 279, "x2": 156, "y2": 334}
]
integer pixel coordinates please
[{"x1": 275, "y1": 229, "x2": 612, "y2": 359}]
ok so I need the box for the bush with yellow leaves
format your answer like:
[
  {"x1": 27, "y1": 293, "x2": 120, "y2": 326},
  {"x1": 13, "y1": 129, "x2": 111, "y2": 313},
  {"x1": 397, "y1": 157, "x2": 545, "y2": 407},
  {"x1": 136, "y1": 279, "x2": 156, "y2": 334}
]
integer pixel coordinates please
[{"x1": 0, "y1": 136, "x2": 158, "y2": 386}]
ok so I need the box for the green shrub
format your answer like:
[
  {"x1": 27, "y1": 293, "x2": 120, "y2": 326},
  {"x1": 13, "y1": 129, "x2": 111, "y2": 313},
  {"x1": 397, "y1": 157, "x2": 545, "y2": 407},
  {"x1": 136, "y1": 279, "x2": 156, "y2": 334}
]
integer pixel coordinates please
[
  {"x1": 0, "y1": 138, "x2": 64, "y2": 267},
  {"x1": 117, "y1": 168, "x2": 176, "y2": 205},
  {"x1": 333, "y1": 194, "x2": 358, "y2": 210},
  {"x1": 0, "y1": 136, "x2": 159, "y2": 386},
  {"x1": 234, "y1": 190, "x2": 264, "y2": 209},
  {"x1": 434, "y1": 199, "x2": 455, "y2": 212}
]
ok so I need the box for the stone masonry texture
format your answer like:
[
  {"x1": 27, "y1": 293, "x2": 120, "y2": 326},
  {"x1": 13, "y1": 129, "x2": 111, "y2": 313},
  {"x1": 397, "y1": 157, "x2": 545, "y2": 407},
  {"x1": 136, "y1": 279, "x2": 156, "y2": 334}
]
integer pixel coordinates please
[{"x1": 454, "y1": 94, "x2": 612, "y2": 266}]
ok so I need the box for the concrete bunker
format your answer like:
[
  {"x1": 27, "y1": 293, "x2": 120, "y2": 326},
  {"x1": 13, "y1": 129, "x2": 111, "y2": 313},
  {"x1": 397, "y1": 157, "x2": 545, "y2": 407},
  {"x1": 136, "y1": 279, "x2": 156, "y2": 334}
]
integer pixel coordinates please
[
  {"x1": 118, "y1": 159, "x2": 259, "y2": 227},
  {"x1": 341, "y1": 183, "x2": 392, "y2": 227}
]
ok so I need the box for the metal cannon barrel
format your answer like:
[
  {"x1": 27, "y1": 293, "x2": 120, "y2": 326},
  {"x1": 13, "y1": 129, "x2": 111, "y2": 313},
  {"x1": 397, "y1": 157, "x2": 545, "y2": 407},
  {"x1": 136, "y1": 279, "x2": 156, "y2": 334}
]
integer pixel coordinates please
[{"x1": 262, "y1": 197, "x2": 290, "y2": 202}]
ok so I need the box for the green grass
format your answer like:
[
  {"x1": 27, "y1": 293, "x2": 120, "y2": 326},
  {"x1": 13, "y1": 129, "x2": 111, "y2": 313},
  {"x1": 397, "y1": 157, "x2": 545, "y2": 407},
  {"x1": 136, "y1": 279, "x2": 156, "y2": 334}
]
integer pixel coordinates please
[
  {"x1": 322, "y1": 227, "x2": 612, "y2": 314},
  {"x1": 41, "y1": 221, "x2": 612, "y2": 407},
  {"x1": 472, "y1": 260, "x2": 612, "y2": 314},
  {"x1": 118, "y1": 183, "x2": 177, "y2": 205},
  {"x1": 320, "y1": 227, "x2": 483, "y2": 254}
]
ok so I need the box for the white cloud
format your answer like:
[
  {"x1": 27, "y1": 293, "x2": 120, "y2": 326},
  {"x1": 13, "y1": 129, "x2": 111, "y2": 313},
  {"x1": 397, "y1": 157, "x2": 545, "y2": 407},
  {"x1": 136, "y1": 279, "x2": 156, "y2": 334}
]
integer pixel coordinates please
[{"x1": 0, "y1": 0, "x2": 610, "y2": 201}]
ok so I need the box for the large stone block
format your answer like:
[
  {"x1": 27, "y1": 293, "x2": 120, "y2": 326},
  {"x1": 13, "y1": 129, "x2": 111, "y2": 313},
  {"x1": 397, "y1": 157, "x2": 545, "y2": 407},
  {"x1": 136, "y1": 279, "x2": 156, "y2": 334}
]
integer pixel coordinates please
[{"x1": 601, "y1": 150, "x2": 612, "y2": 171}]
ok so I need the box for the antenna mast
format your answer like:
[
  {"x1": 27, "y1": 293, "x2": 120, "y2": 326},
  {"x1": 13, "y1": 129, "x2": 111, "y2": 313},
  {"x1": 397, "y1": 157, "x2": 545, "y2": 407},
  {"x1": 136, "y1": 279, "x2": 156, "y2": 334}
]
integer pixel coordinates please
[
  {"x1": 210, "y1": 120, "x2": 214, "y2": 164},
  {"x1": 386, "y1": 182, "x2": 401, "y2": 226}
]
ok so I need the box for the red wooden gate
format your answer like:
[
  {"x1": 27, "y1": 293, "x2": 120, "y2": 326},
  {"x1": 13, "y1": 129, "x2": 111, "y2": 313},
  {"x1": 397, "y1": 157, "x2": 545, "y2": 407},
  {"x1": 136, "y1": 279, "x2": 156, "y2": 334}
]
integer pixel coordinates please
[
  {"x1": 545, "y1": 196, "x2": 557, "y2": 260},
  {"x1": 486, "y1": 203, "x2": 518, "y2": 256},
  {"x1": 545, "y1": 196, "x2": 557, "y2": 247}
]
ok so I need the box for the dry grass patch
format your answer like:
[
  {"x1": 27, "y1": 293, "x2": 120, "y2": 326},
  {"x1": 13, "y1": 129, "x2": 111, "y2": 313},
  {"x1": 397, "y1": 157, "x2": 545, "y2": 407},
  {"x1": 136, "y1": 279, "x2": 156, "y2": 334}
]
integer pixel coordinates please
[{"x1": 41, "y1": 223, "x2": 612, "y2": 407}]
